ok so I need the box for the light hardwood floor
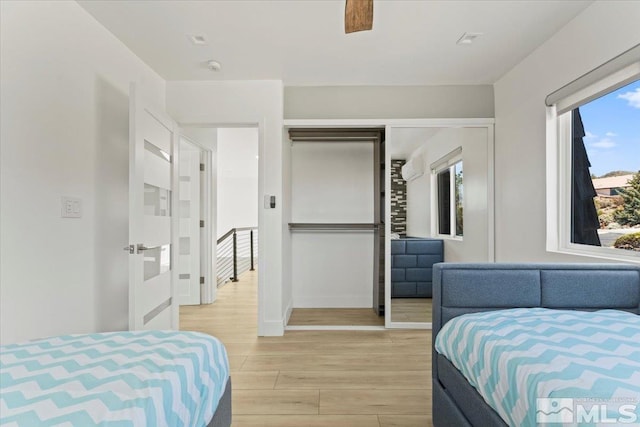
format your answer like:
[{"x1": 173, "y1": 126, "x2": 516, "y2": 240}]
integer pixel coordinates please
[
  {"x1": 288, "y1": 299, "x2": 432, "y2": 326},
  {"x1": 180, "y1": 270, "x2": 433, "y2": 427},
  {"x1": 390, "y1": 299, "x2": 433, "y2": 323},
  {"x1": 288, "y1": 308, "x2": 385, "y2": 326}
]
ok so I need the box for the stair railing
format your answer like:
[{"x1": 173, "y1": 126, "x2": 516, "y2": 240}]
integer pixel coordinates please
[{"x1": 216, "y1": 227, "x2": 258, "y2": 286}]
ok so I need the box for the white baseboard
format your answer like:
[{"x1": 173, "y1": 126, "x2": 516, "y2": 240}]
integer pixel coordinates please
[
  {"x1": 386, "y1": 322, "x2": 432, "y2": 329},
  {"x1": 260, "y1": 319, "x2": 284, "y2": 336},
  {"x1": 202, "y1": 286, "x2": 216, "y2": 305},
  {"x1": 284, "y1": 299, "x2": 293, "y2": 327},
  {"x1": 293, "y1": 296, "x2": 373, "y2": 308}
]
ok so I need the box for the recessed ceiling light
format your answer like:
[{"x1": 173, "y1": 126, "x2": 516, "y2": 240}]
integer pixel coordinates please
[
  {"x1": 457, "y1": 32, "x2": 483, "y2": 45},
  {"x1": 189, "y1": 34, "x2": 208, "y2": 45}
]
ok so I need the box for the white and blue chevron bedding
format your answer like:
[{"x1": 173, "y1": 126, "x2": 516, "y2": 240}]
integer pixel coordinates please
[
  {"x1": 435, "y1": 308, "x2": 640, "y2": 426},
  {"x1": 0, "y1": 330, "x2": 230, "y2": 427}
]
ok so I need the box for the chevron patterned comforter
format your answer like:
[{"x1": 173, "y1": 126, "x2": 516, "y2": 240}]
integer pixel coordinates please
[
  {"x1": 0, "y1": 330, "x2": 230, "y2": 426},
  {"x1": 435, "y1": 308, "x2": 640, "y2": 426}
]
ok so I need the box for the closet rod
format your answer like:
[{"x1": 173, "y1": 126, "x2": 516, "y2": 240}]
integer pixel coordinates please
[
  {"x1": 288, "y1": 128, "x2": 383, "y2": 142},
  {"x1": 288, "y1": 223, "x2": 380, "y2": 231}
]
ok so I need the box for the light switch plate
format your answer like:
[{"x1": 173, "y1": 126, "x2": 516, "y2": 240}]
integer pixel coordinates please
[
  {"x1": 263, "y1": 195, "x2": 276, "y2": 209},
  {"x1": 61, "y1": 196, "x2": 82, "y2": 218}
]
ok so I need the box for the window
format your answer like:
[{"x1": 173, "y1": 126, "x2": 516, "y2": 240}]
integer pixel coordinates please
[
  {"x1": 434, "y1": 150, "x2": 463, "y2": 238},
  {"x1": 570, "y1": 81, "x2": 640, "y2": 250},
  {"x1": 437, "y1": 168, "x2": 451, "y2": 235},
  {"x1": 547, "y1": 48, "x2": 640, "y2": 261},
  {"x1": 455, "y1": 161, "x2": 464, "y2": 237}
]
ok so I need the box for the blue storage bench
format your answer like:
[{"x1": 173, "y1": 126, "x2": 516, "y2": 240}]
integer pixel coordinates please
[{"x1": 391, "y1": 238, "x2": 443, "y2": 298}]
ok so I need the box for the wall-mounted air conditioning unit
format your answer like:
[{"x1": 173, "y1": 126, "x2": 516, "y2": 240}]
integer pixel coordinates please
[{"x1": 401, "y1": 156, "x2": 424, "y2": 181}]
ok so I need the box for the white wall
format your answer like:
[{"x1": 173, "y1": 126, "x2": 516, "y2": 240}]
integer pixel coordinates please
[
  {"x1": 404, "y1": 128, "x2": 489, "y2": 262},
  {"x1": 0, "y1": 1, "x2": 166, "y2": 344},
  {"x1": 290, "y1": 142, "x2": 375, "y2": 308},
  {"x1": 166, "y1": 80, "x2": 286, "y2": 335},
  {"x1": 291, "y1": 143, "x2": 374, "y2": 223},
  {"x1": 292, "y1": 233, "x2": 374, "y2": 307},
  {"x1": 493, "y1": 0, "x2": 640, "y2": 263},
  {"x1": 405, "y1": 169, "x2": 431, "y2": 239},
  {"x1": 284, "y1": 85, "x2": 495, "y2": 119},
  {"x1": 216, "y1": 128, "x2": 259, "y2": 237}
]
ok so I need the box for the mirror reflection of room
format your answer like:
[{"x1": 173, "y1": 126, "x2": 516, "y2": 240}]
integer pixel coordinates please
[
  {"x1": 388, "y1": 126, "x2": 490, "y2": 325},
  {"x1": 390, "y1": 150, "x2": 441, "y2": 324}
]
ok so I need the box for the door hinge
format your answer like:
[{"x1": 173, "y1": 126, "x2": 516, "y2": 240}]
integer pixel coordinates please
[
  {"x1": 200, "y1": 276, "x2": 205, "y2": 284},
  {"x1": 200, "y1": 163, "x2": 205, "y2": 171},
  {"x1": 200, "y1": 220, "x2": 205, "y2": 228}
]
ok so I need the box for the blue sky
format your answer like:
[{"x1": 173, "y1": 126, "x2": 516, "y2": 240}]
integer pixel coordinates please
[{"x1": 579, "y1": 79, "x2": 640, "y2": 177}]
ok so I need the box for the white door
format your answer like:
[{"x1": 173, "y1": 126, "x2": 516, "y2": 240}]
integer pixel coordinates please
[
  {"x1": 127, "y1": 83, "x2": 179, "y2": 330},
  {"x1": 178, "y1": 139, "x2": 202, "y2": 305}
]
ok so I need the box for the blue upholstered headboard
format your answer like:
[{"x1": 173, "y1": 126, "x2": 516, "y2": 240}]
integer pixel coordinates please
[{"x1": 431, "y1": 263, "x2": 640, "y2": 378}]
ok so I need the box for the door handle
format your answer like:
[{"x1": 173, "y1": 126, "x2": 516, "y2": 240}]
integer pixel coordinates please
[
  {"x1": 136, "y1": 244, "x2": 163, "y2": 254},
  {"x1": 123, "y1": 244, "x2": 162, "y2": 254}
]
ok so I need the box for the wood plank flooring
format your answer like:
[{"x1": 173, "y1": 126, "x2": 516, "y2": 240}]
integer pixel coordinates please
[
  {"x1": 288, "y1": 308, "x2": 385, "y2": 326},
  {"x1": 287, "y1": 299, "x2": 432, "y2": 326},
  {"x1": 390, "y1": 298, "x2": 433, "y2": 323},
  {"x1": 180, "y1": 270, "x2": 433, "y2": 427}
]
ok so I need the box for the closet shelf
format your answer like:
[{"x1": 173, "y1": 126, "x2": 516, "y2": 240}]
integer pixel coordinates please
[{"x1": 288, "y1": 223, "x2": 381, "y2": 231}]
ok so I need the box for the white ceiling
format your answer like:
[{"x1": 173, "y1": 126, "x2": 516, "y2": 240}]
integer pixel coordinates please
[
  {"x1": 78, "y1": 0, "x2": 592, "y2": 86},
  {"x1": 390, "y1": 127, "x2": 443, "y2": 159}
]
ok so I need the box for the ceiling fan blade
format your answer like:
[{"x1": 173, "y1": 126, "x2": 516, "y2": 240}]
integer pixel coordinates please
[{"x1": 345, "y1": 0, "x2": 373, "y2": 34}]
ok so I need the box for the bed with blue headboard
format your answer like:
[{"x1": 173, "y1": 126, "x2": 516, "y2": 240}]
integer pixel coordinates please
[
  {"x1": 391, "y1": 238, "x2": 443, "y2": 298},
  {"x1": 431, "y1": 263, "x2": 640, "y2": 427}
]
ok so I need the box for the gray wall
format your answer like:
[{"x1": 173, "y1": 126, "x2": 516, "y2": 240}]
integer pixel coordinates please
[{"x1": 284, "y1": 85, "x2": 494, "y2": 119}]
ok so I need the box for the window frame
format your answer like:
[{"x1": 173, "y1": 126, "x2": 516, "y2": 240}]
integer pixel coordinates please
[
  {"x1": 546, "y1": 62, "x2": 640, "y2": 263},
  {"x1": 432, "y1": 149, "x2": 463, "y2": 240}
]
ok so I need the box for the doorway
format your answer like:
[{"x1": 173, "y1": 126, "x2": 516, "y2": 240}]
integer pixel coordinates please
[
  {"x1": 176, "y1": 126, "x2": 260, "y2": 307},
  {"x1": 215, "y1": 128, "x2": 259, "y2": 289}
]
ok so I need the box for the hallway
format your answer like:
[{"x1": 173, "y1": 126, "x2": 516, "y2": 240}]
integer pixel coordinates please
[{"x1": 180, "y1": 270, "x2": 433, "y2": 427}]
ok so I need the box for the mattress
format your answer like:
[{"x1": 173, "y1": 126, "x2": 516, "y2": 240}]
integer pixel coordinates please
[
  {"x1": 435, "y1": 308, "x2": 640, "y2": 426},
  {"x1": 0, "y1": 330, "x2": 230, "y2": 426}
]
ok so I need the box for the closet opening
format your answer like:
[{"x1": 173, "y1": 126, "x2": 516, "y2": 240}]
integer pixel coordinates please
[{"x1": 286, "y1": 128, "x2": 386, "y2": 328}]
